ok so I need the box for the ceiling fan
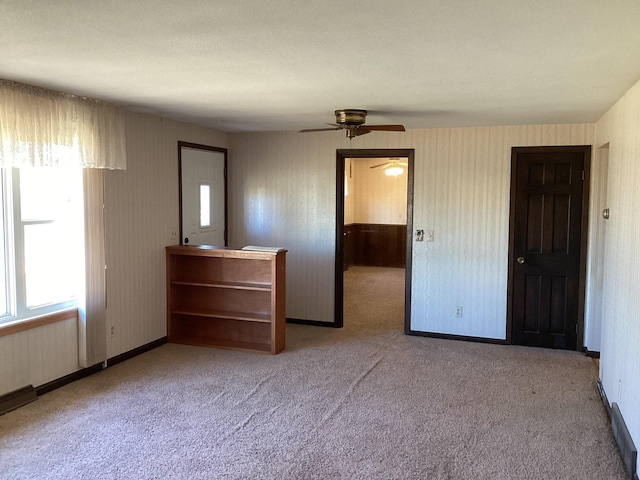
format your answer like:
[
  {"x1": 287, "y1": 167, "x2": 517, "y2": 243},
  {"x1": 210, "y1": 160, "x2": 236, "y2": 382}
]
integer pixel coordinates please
[
  {"x1": 299, "y1": 109, "x2": 406, "y2": 139},
  {"x1": 370, "y1": 158, "x2": 408, "y2": 176}
]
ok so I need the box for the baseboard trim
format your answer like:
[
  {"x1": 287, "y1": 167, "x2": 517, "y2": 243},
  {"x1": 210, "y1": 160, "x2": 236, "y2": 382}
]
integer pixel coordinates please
[
  {"x1": 35, "y1": 337, "x2": 167, "y2": 397},
  {"x1": 583, "y1": 347, "x2": 601, "y2": 358},
  {"x1": 405, "y1": 329, "x2": 507, "y2": 345},
  {"x1": 611, "y1": 403, "x2": 638, "y2": 479},
  {"x1": 0, "y1": 385, "x2": 37, "y2": 416},
  {"x1": 35, "y1": 363, "x2": 103, "y2": 396},
  {"x1": 596, "y1": 379, "x2": 611, "y2": 418},
  {"x1": 106, "y1": 336, "x2": 167, "y2": 368},
  {"x1": 286, "y1": 318, "x2": 341, "y2": 328}
]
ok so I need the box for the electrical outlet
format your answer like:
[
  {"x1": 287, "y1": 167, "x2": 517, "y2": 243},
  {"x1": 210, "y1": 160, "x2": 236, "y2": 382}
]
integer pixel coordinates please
[
  {"x1": 455, "y1": 306, "x2": 463, "y2": 317},
  {"x1": 169, "y1": 227, "x2": 178, "y2": 244},
  {"x1": 426, "y1": 230, "x2": 435, "y2": 242},
  {"x1": 110, "y1": 326, "x2": 115, "y2": 337}
]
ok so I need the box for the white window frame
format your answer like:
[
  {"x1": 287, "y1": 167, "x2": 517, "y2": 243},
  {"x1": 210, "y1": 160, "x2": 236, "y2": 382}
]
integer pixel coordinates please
[{"x1": 0, "y1": 167, "x2": 81, "y2": 326}]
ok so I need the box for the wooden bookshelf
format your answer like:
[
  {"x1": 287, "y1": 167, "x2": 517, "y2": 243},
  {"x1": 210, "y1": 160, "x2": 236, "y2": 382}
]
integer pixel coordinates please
[{"x1": 166, "y1": 245, "x2": 286, "y2": 354}]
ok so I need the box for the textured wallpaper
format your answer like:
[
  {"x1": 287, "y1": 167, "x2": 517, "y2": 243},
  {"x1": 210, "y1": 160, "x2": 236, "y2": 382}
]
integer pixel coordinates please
[
  {"x1": 229, "y1": 124, "x2": 595, "y2": 342},
  {"x1": 0, "y1": 318, "x2": 78, "y2": 395},
  {"x1": 5, "y1": 111, "x2": 624, "y2": 404},
  {"x1": 1, "y1": 113, "x2": 230, "y2": 395},
  {"x1": 104, "y1": 113, "x2": 229, "y2": 358},
  {"x1": 595, "y1": 78, "x2": 640, "y2": 446}
]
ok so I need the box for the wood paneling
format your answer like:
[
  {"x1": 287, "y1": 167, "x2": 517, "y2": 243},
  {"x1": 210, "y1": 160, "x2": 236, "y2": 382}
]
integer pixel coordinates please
[{"x1": 347, "y1": 223, "x2": 406, "y2": 268}]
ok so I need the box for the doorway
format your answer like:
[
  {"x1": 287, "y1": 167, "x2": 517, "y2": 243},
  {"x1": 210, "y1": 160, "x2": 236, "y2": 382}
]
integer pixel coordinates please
[
  {"x1": 335, "y1": 149, "x2": 414, "y2": 330},
  {"x1": 584, "y1": 143, "x2": 609, "y2": 354},
  {"x1": 178, "y1": 142, "x2": 228, "y2": 246},
  {"x1": 507, "y1": 146, "x2": 591, "y2": 350}
]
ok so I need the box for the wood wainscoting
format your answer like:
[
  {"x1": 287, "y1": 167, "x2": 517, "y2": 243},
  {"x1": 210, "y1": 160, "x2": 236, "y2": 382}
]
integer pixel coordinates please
[{"x1": 344, "y1": 224, "x2": 407, "y2": 269}]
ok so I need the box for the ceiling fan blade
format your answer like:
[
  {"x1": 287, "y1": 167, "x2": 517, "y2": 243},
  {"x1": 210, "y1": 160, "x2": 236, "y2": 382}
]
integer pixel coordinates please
[
  {"x1": 361, "y1": 125, "x2": 406, "y2": 132},
  {"x1": 299, "y1": 127, "x2": 342, "y2": 133},
  {"x1": 352, "y1": 128, "x2": 371, "y2": 137},
  {"x1": 398, "y1": 162, "x2": 408, "y2": 166},
  {"x1": 369, "y1": 162, "x2": 390, "y2": 169}
]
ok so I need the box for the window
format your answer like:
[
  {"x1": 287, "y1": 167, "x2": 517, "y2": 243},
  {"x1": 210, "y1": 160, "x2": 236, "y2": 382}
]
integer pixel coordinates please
[
  {"x1": 0, "y1": 167, "x2": 83, "y2": 325},
  {"x1": 199, "y1": 183, "x2": 211, "y2": 228}
]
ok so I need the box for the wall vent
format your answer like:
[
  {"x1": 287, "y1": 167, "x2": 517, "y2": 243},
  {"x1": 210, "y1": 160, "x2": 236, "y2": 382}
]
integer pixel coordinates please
[
  {"x1": 0, "y1": 385, "x2": 37, "y2": 416},
  {"x1": 611, "y1": 403, "x2": 637, "y2": 479}
]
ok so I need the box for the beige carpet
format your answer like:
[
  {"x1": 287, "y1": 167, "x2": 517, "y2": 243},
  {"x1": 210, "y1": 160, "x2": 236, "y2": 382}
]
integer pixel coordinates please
[{"x1": 0, "y1": 266, "x2": 626, "y2": 479}]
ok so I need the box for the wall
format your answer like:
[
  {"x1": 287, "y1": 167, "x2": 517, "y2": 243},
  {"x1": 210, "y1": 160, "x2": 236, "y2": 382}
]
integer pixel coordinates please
[
  {"x1": 1, "y1": 112, "x2": 227, "y2": 397},
  {"x1": 412, "y1": 125, "x2": 594, "y2": 339},
  {"x1": 344, "y1": 159, "x2": 355, "y2": 225},
  {"x1": 0, "y1": 110, "x2": 611, "y2": 401},
  {"x1": 584, "y1": 144, "x2": 609, "y2": 353},
  {"x1": 229, "y1": 124, "x2": 594, "y2": 338},
  {"x1": 595, "y1": 78, "x2": 640, "y2": 448},
  {"x1": 350, "y1": 158, "x2": 408, "y2": 224},
  {"x1": 228, "y1": 132, "x2": 343, "y2": 322},
  {"x1": 0, "y1": 317, "x2": 78, "y2": 395},
  {"x1": 104, "y1": 112, "x2": 229, "y2": 358}
]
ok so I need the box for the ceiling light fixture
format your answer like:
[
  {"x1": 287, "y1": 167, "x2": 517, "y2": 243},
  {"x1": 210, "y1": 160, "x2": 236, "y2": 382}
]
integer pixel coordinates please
[{"x1": 385, "y1": 166, "x2": 404, "y2": 176}]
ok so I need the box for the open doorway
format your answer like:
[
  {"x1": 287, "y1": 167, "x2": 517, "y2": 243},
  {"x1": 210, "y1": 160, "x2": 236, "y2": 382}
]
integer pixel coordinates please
[{"x1": 335, "y1": 149, "x2": 414, "y2": 332}]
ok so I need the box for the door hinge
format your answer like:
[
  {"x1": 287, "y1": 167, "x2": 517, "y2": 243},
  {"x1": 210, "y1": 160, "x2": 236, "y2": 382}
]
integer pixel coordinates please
[
  {"x1": 582, "y1": 170, "x2": 585, "y2": 181},
  {"x1": 576, "y1": 323, "x2": 579, "y2": 334}
]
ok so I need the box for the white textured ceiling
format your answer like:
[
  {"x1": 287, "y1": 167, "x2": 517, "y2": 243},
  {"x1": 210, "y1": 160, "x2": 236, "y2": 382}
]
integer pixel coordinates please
[{"x1": 2, "y1": 1, "x2": 640, "y2": 132}]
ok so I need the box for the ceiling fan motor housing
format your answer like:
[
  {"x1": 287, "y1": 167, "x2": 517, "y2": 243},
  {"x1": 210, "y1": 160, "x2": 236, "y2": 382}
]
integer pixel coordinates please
[{"x1": 335, "y1": 109, "x2": 367, "y2": 126}]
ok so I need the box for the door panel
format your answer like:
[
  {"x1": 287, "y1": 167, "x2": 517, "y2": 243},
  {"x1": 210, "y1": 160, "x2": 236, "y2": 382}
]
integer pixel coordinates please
[
  {"x1": 509, "y1": 147, "x2": 589, "y2": 350},
  {"x1": 179, "y1": 143, "x2": 227, "y2": 246}
]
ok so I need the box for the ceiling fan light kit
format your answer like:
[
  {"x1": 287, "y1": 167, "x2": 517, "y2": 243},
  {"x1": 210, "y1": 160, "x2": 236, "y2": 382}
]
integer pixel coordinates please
[
  {"x1": 385, "y1": 166, "x2": 404, "y2": 176},
  {"x1": 299, "y1": 109, "x2": 406, "y2": 139},
  {"x1": 334, "y1": 109, "x2": 368, "y2": 125},
  {"x1": 370, "y1": 158, "x2": 408, "y2": 176}
]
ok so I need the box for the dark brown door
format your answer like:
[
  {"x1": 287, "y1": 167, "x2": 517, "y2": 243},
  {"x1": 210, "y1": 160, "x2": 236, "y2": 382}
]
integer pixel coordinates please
[{"x1": 508, "y1": 146, "x2": 590, "y2": 350}]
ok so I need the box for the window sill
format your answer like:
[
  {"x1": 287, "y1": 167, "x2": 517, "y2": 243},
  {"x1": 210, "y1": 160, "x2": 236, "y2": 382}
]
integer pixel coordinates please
[{"x1": 0, "y1": 309, "x2": 78, "y2": 337}]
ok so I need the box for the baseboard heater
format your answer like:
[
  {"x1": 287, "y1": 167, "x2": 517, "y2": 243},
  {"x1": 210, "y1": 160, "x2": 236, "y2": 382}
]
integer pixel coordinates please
[
  {"x1": 0, "y1": 385, "x2": 37, "y2": 416},
  {"x1": 611, "y1": 402, "x2": 638, "y2": 480}
]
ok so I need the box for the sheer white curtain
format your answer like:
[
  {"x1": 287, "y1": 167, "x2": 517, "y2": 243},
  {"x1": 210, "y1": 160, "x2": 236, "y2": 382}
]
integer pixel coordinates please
[
  {"x1": 78, "y1": 169, "x2": 107, "y2": 368},
  {"x1": 0, "y1": 80, "x2": 126, "y2": 169},
  {"x1": 0, "y1": 79, "x2": 124, "y2": 367}
]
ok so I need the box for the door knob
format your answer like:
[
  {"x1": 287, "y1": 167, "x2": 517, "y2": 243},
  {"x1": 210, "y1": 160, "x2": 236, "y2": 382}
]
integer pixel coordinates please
[{"x1": 516, "y1": 256, "x2": 526, "y2": 264}]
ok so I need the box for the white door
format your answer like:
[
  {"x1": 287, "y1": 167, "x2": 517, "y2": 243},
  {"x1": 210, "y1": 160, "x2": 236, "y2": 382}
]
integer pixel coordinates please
[{"x1": 180, "y1": 145, "x2": 226, "y2": 246}]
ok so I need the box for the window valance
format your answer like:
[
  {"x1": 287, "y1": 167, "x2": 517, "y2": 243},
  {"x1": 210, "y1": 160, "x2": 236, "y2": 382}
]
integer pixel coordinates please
[{"x1": 0, "y1": 80, "x2": 126, "y2": 169}]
